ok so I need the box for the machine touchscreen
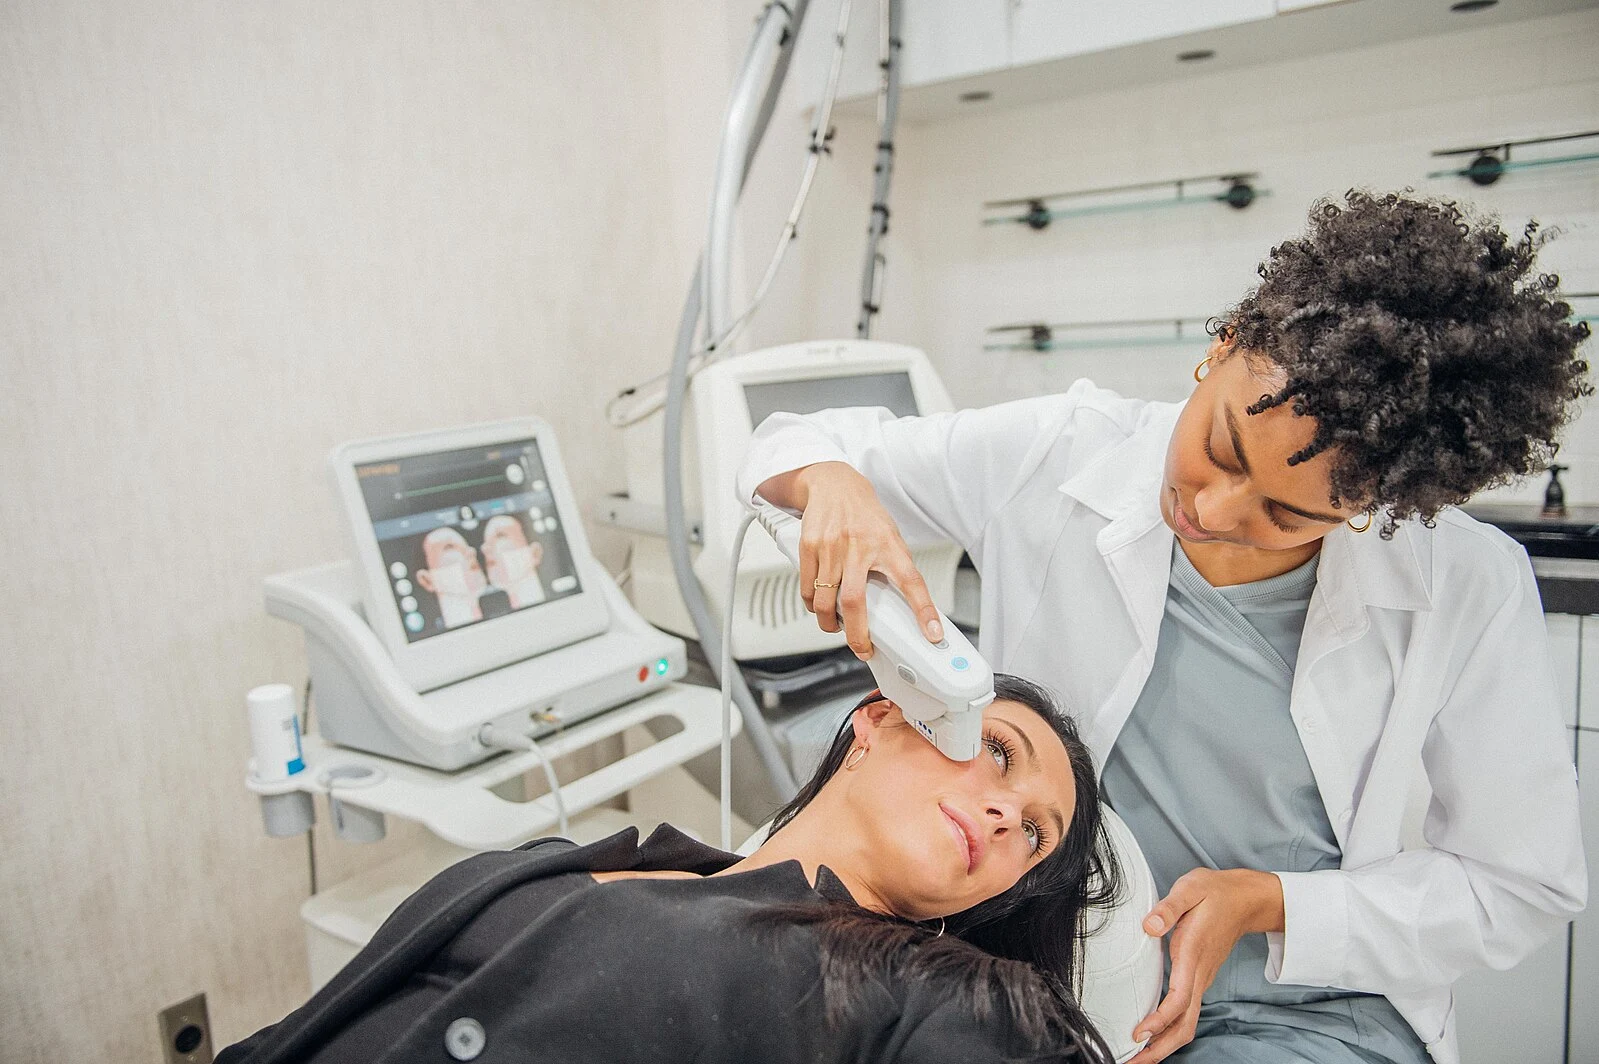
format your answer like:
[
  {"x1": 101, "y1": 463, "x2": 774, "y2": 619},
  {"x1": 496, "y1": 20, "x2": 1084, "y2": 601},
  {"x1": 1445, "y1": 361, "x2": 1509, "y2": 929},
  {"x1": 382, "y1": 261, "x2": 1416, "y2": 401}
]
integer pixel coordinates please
[
  {"x1": 354, "y1": 438, "x2": 582, "y2": 644},
  {"x1": 741, "y1": 370, "x2": 918, "y2": 429}
]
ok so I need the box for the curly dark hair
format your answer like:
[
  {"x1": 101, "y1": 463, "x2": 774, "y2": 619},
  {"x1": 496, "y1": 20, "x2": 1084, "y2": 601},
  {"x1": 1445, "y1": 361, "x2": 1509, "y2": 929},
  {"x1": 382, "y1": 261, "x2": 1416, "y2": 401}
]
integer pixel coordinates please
[{"x1": 1217, "y1": 189, "x2": 1591, "y2": 537}]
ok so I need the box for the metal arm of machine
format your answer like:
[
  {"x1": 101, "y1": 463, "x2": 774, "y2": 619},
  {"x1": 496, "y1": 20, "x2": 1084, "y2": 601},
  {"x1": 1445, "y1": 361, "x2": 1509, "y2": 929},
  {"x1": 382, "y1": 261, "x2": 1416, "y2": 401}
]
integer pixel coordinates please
[
  {"x1": 705, "y1": 1, "x2": 797, "y2": 344},
  {"x1": 607, "y1": 0, "x2": 853, "y2": 429},
  {"x1": 857, "y1": 0, "x2": 902, "y2": 339},
  {"x1": 667, "y1": 0, "x2": 813, "y2": 801}
]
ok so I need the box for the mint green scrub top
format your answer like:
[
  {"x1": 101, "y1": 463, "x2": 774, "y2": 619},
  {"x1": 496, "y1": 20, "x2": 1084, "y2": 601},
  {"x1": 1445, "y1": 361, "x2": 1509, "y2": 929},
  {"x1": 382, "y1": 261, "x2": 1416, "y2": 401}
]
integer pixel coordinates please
[{"x1": 1100, "y1": 546, "x2": 1428, "y2": 1064}]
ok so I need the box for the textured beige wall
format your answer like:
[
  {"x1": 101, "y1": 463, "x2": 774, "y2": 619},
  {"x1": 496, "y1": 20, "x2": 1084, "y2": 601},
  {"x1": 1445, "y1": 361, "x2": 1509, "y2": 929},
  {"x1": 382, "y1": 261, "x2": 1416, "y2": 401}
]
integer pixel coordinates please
[{"x1": 0, "y1": 1, "x2": 725, "y2": 1058}]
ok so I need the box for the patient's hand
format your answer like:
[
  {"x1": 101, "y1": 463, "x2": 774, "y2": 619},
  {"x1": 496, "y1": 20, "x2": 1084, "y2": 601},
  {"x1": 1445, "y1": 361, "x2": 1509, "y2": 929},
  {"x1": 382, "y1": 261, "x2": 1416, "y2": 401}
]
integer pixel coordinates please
[{"x1": 1127, "y1": 867, "x2": 1285, "y2": 1063}]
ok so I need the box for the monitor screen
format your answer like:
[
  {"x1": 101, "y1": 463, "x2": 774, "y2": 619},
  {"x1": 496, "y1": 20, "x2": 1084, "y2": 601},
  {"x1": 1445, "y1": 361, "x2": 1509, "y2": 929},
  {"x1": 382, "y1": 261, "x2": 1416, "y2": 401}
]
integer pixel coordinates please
[
  {"x1": 354, "y1": 438, "x2": 583, "y2": 644},
  {"x1": 742, "y1": 371, "x2": 918, "y2": 430}
]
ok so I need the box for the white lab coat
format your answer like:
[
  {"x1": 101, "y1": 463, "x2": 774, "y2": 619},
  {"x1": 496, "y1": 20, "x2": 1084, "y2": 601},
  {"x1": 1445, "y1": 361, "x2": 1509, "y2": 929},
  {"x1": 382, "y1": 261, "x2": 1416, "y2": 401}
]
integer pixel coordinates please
[{"x1": 735, "y1": 379, "x2": 1587, "y2": 1063}]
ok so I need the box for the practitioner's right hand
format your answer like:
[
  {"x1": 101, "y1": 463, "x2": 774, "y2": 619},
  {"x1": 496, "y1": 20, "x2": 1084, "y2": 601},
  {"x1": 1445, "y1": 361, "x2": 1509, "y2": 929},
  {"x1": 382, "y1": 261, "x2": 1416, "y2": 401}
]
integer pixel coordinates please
[{"x1": 758, "y1": 462, "x2": 943, "y2": 661}]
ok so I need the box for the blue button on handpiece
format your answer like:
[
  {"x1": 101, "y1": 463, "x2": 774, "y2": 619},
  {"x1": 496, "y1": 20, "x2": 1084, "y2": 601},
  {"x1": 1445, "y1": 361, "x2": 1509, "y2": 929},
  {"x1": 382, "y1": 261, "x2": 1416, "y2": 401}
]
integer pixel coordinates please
[{"x1": 951, "y1": 657, "x2": 969, "y2": 672}]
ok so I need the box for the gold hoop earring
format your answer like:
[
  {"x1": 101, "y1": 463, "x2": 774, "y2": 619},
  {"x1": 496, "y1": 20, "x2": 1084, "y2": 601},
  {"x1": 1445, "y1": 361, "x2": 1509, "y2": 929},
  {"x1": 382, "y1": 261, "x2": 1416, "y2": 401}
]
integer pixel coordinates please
[
  {"x1": 1347, "y1": 513, "x2": 1373, "y2": 533},
  {"x1": 843, "y1": 746, "x2": 867, "y2": 770},
  {"x1": 1193, "y1": 356, "x2": 1213, "y2": 383}
]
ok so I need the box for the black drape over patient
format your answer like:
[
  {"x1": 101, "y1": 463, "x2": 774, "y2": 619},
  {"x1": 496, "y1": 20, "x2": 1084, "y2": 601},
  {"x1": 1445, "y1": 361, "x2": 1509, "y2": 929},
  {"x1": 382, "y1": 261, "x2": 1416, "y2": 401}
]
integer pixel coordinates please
[{"x1": 219, "y1": 826, "x2": 1101, "y2": 1063}]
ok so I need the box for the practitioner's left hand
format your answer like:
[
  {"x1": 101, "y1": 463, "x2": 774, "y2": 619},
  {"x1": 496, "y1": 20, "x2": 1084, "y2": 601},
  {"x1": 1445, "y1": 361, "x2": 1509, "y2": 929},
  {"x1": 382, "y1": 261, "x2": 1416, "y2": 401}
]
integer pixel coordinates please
[{"x1": 1127, "y1": 867, "x2": 1284, "y2": 1064}]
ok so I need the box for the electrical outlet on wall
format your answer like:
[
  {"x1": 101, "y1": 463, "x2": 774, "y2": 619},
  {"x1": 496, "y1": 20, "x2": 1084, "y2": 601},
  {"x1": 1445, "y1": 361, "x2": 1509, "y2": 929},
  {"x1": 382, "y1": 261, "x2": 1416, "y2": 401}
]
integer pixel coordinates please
[{"x1": 157, "y1": 993, "x2": 213, "y2": 1064}]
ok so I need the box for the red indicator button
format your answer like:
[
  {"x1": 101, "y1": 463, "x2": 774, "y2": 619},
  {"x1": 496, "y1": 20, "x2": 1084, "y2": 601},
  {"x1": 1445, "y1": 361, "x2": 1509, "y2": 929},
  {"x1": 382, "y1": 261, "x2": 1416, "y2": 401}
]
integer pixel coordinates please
[{"x1": 637, "y1": 665, "x2": 649, "y2": 683}]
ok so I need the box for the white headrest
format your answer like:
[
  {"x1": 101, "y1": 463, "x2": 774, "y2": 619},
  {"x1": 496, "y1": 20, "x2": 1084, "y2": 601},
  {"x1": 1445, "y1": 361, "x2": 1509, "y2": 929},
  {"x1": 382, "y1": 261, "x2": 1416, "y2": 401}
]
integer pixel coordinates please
[
  {"x1": 1077, "y1": 804, "x2": 1163, "y2": 1061},
  {"x1": 735, "y1": 823, "x2": 769, "y2": 856}
]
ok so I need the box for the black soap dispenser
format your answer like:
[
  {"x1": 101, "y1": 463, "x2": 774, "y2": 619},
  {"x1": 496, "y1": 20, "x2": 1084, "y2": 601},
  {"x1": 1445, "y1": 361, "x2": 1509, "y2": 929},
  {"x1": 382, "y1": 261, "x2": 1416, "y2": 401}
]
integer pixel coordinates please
[{"x1": 1542, "y1": 464, "x2": 1569, "y2": 519}]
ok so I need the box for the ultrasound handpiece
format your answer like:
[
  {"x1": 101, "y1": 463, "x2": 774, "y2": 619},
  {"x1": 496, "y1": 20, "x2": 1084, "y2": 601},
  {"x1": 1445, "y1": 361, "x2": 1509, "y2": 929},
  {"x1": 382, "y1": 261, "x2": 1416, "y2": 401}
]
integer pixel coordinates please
[{"x1": 753, "y1": 502, "x2": 994, "y2": 760}]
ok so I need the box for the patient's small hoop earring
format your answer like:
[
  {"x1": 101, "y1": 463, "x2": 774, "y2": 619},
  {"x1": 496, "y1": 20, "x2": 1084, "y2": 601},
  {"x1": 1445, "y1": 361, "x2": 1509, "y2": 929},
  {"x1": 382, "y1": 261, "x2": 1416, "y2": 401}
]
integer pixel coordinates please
[
  {"x1": 934, "y1": 917, "x2": 945, "y2": 938},
  {"x1": 1193, "y1": 356, "x2": 1213, "y2": 383},
  {"x1": 843, "y1": 745, "x2": 867, "y2": 770},
  {"x1": 1347, "y1": 512, "x2": 1373, "y2": 533}
]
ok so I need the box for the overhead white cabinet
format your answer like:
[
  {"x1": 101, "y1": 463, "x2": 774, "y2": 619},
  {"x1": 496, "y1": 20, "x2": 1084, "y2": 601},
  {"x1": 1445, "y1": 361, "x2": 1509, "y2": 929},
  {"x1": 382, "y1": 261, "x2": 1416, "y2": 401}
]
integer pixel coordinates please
[
  {"x1": 900, "y1": 0, "x2": 1012, "y2": 86},
  {"x1": 825, "y1": 0, "x2": 1286, "y2": 101},
  {"x1": 1009, "y1": 0, "x2": 1277, "y2": 68},
  {"x1": 819, "y1": 0, "x2": 1011, "y2": 104}
]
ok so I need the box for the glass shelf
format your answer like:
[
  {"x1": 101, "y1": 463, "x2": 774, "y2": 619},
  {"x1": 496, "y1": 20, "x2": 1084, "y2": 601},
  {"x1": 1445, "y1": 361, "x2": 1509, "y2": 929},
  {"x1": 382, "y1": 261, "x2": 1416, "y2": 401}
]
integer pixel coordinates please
[
  {"x1": 1427, "y1": 151, "x2": 1599, "y2": 181},
  {"x1": 984, "y1": 335, "x2": 1207, "y2": 353},
  {"x1": 983, "y1": 188, "x2": 1269, "y2": 228},
  {"x1": 984, "y1": 317, "x2": 1212, "y2": 353}
]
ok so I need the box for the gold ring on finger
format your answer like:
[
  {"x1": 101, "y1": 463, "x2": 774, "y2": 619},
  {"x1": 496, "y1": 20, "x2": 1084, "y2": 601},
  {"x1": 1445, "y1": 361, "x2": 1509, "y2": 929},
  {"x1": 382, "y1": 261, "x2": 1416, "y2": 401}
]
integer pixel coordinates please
[{"x1": 813, "y1": 580, "x2": 839, "y2": 589}]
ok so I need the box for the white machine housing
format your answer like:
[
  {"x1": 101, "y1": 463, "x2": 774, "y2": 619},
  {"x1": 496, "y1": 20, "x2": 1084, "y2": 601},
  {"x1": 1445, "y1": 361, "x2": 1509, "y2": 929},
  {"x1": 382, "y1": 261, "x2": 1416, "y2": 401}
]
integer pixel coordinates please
[
  {"x1": 265, "y1": 559, "x2": 686, "y2": 771},
  {"x1": 622, "y1": 339, "x2": 963, "y2": 660}
]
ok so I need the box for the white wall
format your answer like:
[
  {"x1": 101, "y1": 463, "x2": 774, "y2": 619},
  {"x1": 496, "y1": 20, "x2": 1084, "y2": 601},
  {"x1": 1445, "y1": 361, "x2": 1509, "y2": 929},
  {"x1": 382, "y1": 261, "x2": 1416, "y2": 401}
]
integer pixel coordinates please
[
  {"x1": 0, "y1": 1, "x2": 726, "y2": 1059},
  {"x1": 761, "y1": 5, "x2": 1599, "y2": 503}
]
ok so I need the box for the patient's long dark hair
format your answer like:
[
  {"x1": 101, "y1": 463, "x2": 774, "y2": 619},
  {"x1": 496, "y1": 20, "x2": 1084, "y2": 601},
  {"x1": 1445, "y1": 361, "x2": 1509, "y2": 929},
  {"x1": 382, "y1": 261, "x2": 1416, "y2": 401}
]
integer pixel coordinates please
[{"x1": 756, "y1": 674, "x2": 1120, "y2": 1063}]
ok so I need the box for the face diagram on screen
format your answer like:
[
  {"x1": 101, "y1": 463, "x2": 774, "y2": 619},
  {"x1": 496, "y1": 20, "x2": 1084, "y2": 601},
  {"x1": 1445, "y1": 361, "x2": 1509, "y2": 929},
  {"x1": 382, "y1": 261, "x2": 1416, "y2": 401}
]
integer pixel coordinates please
[{"x1": 355, "y1": 439, "x2": 583, "y2": 643}]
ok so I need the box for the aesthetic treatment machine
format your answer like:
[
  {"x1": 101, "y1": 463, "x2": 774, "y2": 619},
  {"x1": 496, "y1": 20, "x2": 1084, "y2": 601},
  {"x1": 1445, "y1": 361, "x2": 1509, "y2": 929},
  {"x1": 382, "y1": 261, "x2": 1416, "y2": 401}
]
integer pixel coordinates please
[{"x1": 246, "y1": 418, "x2": 731, "y2": 852}]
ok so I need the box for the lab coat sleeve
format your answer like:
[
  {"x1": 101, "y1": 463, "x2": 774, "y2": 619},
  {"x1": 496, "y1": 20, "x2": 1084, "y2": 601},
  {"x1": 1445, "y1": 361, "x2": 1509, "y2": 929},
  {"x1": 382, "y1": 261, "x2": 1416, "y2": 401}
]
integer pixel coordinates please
[
  {"x1": 1266, "y1": 553, "x2": 1587, "y2": 996},
  {"x1": 734, "y1": 380, "x2": 1094, "y2": 553}
]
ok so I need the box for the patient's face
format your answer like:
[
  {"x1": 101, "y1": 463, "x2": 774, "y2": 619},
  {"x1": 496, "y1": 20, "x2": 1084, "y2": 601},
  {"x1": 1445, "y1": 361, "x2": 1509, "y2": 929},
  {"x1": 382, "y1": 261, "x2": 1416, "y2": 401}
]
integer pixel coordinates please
[{"x1": 844, "y1": 699, "x2": 1077, "y2": 920}]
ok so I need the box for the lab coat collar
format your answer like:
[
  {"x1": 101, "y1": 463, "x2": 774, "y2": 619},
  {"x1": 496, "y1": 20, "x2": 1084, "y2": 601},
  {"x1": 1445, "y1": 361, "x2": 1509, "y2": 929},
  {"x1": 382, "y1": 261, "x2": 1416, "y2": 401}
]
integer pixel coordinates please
[
  {"x1": 1056, "y1": 404, "x2": 1174, "y2": 547},
  {"x1": 1055, "y1": 400, "x2": 1433, "y2": 616}
]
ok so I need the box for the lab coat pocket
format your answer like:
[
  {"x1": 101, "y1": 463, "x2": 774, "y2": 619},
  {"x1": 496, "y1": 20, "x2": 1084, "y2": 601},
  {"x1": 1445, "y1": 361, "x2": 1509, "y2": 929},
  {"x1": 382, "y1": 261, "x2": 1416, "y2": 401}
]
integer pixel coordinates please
[
  {"x1": 1386, "y1": 985, "x2": 1455, "y2": 1064},
  {"x1": 1422, "y1": 991, "x2": 1454, "y2": 1053}
]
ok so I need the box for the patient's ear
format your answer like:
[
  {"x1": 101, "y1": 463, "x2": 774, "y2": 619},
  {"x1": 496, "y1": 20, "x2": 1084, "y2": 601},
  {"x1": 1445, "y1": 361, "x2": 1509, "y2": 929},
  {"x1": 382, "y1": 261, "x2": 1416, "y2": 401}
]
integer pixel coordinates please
[{"x1": 851, "y1": 698, "x2": 901, "y2": 745}]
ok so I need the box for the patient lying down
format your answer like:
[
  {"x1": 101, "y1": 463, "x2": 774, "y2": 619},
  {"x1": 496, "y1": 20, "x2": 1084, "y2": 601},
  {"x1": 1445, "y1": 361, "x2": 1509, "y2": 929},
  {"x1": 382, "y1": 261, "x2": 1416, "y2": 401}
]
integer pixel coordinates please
[{"x1": 219, "y1": 674, "x2": 1120, "y2": 1064}]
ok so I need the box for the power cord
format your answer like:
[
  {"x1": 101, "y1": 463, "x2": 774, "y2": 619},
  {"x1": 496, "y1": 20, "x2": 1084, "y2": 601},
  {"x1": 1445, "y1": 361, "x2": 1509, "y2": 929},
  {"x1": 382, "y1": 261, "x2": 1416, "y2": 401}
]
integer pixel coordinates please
[
  {"x1": 477, "y1": 723, "x2": 570, "y2": 837},
  {"x1": 721, "y1": 511, "x2": 760, "y2": 850},
  {"x1": 303, "y1": 677, "x2": 318, "y2": 896}
]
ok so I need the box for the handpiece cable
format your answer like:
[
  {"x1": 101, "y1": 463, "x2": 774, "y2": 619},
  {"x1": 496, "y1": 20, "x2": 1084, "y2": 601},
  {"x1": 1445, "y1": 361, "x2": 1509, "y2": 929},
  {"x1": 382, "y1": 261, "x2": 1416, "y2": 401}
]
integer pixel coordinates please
[
  {"x1": 721, "y1": 511, "x2": 760, "y2": 850},
  {"x1": 477, "y1": 723, "x2": 570, "y2": 837}
]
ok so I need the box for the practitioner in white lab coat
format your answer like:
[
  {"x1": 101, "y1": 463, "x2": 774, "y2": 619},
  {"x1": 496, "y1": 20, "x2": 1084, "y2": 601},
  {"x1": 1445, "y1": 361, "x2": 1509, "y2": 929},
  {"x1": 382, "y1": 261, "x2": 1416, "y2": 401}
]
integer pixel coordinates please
[{"x1": 738, "y1": 192, "x2": 1589, "y2": 1064}]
